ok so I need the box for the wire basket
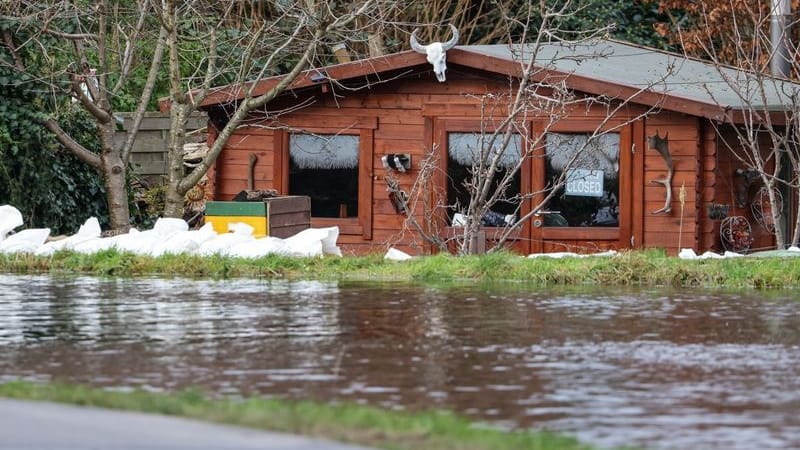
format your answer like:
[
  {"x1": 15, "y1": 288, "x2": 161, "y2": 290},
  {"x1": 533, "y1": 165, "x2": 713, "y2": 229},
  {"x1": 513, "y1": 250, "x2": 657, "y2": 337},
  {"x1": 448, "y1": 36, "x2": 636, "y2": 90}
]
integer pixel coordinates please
[
  {"x1": 720, "y1": 215, "x2": 753, "y2": 253},
  {"x1": 751, "y1": 186, "x2": 783, "y2": 233}
]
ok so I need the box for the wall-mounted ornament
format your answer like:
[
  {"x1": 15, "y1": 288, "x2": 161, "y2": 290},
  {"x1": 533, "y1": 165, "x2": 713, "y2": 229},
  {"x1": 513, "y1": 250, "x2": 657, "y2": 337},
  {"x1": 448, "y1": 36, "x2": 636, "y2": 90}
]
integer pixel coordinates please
[
  {"x1": 381, "y1": 154, "x2": 411, "y2": 172},
  {"x1": 720, "y1": 215, "x2": 753, "y2": 253},
  {"x1": 385, "y1": 178, "x2": 409, "y2": 215},
  {"x1": 409, "y1": 24, "x2": 460, "y2": 82},
  {"x1": 751, "y1": 186, "x2": 782, "y2": 233},
  {"x1": 733, "y1": 167, "x2": 761, "y2": 208},
  {"x1": 648, "y1": 131, "x2": 674, "y2": 214},
  {"x1": 707, "y1": 203, "x2": 730, "y2": 221}
]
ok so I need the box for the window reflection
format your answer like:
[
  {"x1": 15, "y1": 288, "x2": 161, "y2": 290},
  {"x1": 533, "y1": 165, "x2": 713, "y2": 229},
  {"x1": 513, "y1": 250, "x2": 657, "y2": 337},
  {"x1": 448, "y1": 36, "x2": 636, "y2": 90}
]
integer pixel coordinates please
[
  {"x1": 289, "y1": 134, "x2": 359, "y2": 218},
  {"x1": 544, "y1": 133, "x2": 620, "y2": 227},
  {"x1": 447, "y1": 132, "x2": 522, "y2": 226}
]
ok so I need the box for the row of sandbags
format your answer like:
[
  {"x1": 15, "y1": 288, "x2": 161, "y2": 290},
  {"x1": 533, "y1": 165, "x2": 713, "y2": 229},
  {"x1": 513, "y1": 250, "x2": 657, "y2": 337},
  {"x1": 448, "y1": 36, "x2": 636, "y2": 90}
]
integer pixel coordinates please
[{"x1": 0, "y1": 205, "x2": 341, "y2": 258}]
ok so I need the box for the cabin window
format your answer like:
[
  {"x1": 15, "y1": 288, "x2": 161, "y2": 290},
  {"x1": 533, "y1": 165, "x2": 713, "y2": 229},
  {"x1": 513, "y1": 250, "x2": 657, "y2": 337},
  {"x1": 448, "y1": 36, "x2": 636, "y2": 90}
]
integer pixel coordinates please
[
  {"x1": 289, "y1": 133, "x2": 359, "y2": 218},
  {"x1": 543, "y1": 132, "x2": 620, "y2": 227},
  {"x1": 447, "y1": 132, "x2": 522, "y2": 225}
]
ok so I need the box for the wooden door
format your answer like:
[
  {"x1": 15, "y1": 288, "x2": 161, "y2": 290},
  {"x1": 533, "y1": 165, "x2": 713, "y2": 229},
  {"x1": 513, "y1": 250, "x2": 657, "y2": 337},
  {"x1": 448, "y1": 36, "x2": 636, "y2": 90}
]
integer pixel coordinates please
[
  {"x1": 529, "y1": 120, "x2": 635, "y2": 254},
  {"x1": 432, "y1": 118, "x2": 531, "y2": 254}
]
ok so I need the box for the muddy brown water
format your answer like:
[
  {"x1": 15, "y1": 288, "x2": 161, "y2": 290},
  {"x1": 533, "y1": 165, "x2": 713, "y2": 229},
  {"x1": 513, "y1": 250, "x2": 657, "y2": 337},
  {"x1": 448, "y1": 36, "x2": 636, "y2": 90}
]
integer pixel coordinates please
[{"x1": 1, "y1": 274, "x2": 799, "y2": 449}]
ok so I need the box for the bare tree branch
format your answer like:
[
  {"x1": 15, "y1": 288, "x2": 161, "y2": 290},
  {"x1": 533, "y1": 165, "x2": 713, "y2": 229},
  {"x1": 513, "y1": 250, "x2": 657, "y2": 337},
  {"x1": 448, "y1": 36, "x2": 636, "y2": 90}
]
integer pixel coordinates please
[
  {"x1": 69, "y1": 73, "x2": 111, "y2": 123},
  {"x1": 121, "y1": 26, "x2": 168, "y2": 164},
  {"x1": 112, "y1": 0, "x2": 150, "y2": 94},
  {"x1": 1, "y1": 29, "x2": 25, "y2": 71},
  {"x1": 42, "y1": 119, "x2": 102, "y2": 170},
  {"x1": 42, "y1": 30, "x2": 99, "y2": 41}
]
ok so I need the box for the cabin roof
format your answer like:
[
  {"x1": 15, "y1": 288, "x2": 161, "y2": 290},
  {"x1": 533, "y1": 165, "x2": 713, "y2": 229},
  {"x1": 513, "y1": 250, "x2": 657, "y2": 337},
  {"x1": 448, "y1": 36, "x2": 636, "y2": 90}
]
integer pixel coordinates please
[
  {"x1": 196, "y1": 38, "x2": 800, "y2": 122},
  {"x1": 464, "y1": 40, "x2": 799, "y2": 116}
]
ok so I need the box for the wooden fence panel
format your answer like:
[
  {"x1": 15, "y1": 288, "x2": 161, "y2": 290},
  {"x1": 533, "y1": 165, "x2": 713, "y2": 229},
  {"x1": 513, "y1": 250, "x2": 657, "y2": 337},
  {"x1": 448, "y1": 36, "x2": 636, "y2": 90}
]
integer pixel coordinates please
[{"x1": 113, "y1": 112, "x2": 207, "y2": 181}]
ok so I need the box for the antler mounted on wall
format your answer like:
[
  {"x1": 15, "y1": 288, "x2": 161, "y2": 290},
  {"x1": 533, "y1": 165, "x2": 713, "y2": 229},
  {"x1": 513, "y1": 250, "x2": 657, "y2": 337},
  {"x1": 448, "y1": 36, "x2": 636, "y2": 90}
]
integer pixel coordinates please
[{"x1": 648, "y1": 131, "x2": 674, "y2": 215}]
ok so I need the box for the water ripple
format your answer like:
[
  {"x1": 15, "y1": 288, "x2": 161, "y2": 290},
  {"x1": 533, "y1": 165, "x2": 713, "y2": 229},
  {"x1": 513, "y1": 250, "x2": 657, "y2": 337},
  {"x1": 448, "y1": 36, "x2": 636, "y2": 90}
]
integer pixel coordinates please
[{"x1": 1, "y1": 275, "x2": 799, "y2": 450}]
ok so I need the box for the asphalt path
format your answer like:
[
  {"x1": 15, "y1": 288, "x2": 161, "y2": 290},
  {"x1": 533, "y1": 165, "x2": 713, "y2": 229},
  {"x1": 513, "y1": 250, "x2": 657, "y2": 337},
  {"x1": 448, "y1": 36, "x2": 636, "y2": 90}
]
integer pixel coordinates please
[{"x1": 0, "y1": 398, "x2": 375, "y2": 450}]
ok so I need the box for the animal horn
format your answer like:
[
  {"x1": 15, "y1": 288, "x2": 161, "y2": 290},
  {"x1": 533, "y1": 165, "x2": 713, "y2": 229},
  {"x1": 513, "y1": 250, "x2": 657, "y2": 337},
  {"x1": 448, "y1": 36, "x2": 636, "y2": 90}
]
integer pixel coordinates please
[
  {"x1": 442, "y1": 24, "x2": 460, "y2": 50},
  {"x1": 649, "y1": 131, "x2": 674, "y2": 215},
  {"x1": 410, "y1": 28, "x2": 427, "y2": 54}
]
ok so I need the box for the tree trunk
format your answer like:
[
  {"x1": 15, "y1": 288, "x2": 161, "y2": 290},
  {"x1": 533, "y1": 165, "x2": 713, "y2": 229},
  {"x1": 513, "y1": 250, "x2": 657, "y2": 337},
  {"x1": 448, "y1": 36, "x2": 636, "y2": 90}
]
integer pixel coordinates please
[
  {"x1": 463, "y1": 218, "x2": 483, "y2": 255},
  {"x1": 98, "y1": 122, "x2": 130, "y2": 232},
  {"x1": 163, "y1": 103, "x2": 188, "y2": 218},
  {"x1": 793, "y1": 182, "x2": 800, "y2": 246},
  {"x1": 767, "y1": 180, "x2": 786, "y2": 249},
  {"x1": 367, "y1": 30, "x2": 385, "y2": 57},
  {"x1": 102, "y1": 155, "x2": 131, "y2": 232},
  {"x1": 162, "y1": 0, "x2": 188, "y2": 220},
  {"x1": 163, "y1": 185, "x2": 185, "y2": 218}
]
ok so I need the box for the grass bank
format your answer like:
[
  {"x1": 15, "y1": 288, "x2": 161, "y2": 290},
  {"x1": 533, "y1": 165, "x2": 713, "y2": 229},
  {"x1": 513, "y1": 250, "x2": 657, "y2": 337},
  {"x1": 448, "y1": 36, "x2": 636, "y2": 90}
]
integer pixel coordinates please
[
  {"x1": 0, "y1": 381, "x2": 604, "y2": 450},
  {"x1": 1, "y1": 248, "x2": 800, "y2": 289}
]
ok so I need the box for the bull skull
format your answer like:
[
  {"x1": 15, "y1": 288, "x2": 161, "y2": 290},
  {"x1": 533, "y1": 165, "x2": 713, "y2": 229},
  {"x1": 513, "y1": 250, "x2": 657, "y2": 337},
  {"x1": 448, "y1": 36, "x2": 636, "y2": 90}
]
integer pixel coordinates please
[{"x1": 410, "y1": 24, "x2": 460, "y2": 82}]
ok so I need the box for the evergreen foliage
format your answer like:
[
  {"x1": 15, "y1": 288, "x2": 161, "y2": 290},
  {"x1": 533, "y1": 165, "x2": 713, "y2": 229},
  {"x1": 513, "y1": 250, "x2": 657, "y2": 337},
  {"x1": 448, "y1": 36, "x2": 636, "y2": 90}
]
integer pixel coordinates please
[{"x1": 0, "y1": 20, "x2": 109, "y2": 234}]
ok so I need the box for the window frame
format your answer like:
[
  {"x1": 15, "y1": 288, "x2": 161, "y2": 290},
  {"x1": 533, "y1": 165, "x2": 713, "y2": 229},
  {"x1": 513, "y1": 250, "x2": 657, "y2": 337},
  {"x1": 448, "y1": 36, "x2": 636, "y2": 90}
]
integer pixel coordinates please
[
  {"x1": 433, "y1": 118, "x2": 532, "y2": 240},
  {"x1": 275, "y1": 121, "x2": 374, "y2": 239},
  {"x1": 533, "y1": 120, "x2": 633, "y2": 243},
  {"x1": 542, "y1": 131, "x2": 622, "y2": 228}
]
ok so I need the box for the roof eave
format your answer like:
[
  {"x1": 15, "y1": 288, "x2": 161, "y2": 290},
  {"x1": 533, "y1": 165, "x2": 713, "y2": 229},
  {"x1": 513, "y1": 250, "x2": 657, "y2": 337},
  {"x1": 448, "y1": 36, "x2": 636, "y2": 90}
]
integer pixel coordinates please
[
  {"x1": 191, "y1": 51, "x2": 428, "y2": 110},
  {"x1": 447, "y1": 48, "x2": 736, "y2": 122},
  {"x1": 175, "y1": 45, "x2": 791, "y2": 125}
]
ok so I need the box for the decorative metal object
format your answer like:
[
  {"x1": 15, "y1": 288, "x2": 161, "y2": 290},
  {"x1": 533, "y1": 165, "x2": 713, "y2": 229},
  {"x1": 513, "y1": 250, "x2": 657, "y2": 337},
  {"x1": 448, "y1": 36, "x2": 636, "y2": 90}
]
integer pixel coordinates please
[
  {"x1": 751, "y1": 186, "x2": 783, "y2": 233},
  {"x1": 385, "y1": 178, "x2": 408, "y2": 215},
  {"x1": 720, "y1": 215, "x2": 753, "y2": 253},
  {"x1": 381, "y1": 154, "x2": 411, "y2": 172},
  {"x1": 707, "y1": 203, "x2": 730, "y2": 221}
]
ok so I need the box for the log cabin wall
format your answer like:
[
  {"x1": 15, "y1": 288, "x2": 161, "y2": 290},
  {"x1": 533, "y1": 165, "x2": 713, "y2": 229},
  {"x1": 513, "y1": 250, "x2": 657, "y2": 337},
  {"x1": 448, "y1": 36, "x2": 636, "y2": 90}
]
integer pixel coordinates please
[
  {"x1": 206, "y1": 70, "x2": 728, "y2": 255},
  {"x1": 713, "y1": 125, "x2": 777, "y2": 252},
  {"x1": 208, "y1": 71, "x2": 516, "y2": 255},
  {"x1": 642, "y1": 112, "x2": 706, "y2": 255},
  {"x1": 699, "y1": 120, "x2": 719, "y2": 252}
]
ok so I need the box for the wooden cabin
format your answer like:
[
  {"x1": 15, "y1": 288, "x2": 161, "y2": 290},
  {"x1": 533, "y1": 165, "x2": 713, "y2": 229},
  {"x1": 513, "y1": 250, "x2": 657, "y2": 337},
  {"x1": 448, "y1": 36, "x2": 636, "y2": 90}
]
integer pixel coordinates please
[{"x1": 196, "y1": 39, "x2": 798, "y2": 255}]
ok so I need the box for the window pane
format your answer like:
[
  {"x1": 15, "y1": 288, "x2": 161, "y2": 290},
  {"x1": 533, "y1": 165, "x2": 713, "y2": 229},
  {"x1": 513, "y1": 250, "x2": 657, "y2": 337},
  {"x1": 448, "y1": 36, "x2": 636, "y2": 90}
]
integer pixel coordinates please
[
  {"x1": 544, "y1": 133, "x2": 620, "y2": 227},
  {"x1": 289, "y1": 134, "x2": 359, "y2": 218},
  {"x1": 447, "y1": 132, "x2": 522, "y2": 225}
]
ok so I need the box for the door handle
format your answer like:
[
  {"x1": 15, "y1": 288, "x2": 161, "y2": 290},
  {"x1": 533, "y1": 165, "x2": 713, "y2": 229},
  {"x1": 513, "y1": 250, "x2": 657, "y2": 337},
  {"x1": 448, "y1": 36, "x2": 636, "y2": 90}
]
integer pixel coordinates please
[{"x1": 532, "y1": 211, "x2": 560, "y2": 228}]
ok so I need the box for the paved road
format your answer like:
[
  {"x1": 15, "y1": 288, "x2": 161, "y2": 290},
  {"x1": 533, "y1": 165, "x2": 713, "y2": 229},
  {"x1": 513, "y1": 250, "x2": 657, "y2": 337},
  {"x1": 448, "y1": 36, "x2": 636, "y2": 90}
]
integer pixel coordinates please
[{"x1": 0, "y1": 398, "x2": 375, "y2": 450}]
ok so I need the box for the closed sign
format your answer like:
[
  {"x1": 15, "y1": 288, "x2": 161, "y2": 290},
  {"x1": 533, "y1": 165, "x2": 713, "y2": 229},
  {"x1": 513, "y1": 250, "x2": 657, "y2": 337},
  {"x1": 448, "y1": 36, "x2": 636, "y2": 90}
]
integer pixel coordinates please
[{"x1": 565, "y1": 169, "x2": 604, "y2": 197}]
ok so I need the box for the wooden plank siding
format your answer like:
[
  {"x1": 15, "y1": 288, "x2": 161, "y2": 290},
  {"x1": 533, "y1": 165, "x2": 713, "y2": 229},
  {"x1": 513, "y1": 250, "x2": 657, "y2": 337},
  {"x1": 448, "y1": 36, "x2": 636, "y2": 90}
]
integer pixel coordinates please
[
  {"x1": 713, "y1": 125, "x2": 778, "y2": 252},
  {"x1": 208, "y1": 71, "x2": 728, "y2": 255},
  {"x1": 213, "y1": 129, "x2": 276, "y2": 198},
  {"x1": 208, "y1": 74, "x2": 512, "y2": 254},
  {"x1": 113, "y1": 112, "x2": 207, "y2": 183},
  {"x1": 643, "y1": 113, "x2": 702, "y2": 255},
  {"x1": 698, "y1": 121, "x2": 717, "y2": 252}
]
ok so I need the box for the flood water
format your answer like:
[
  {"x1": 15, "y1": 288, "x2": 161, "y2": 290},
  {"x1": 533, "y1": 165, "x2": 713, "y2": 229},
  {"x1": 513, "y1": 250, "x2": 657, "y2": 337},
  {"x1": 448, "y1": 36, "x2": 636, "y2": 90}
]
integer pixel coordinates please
[{"x1": 1, "y1": 274, "x2": 799, "y2": 449}]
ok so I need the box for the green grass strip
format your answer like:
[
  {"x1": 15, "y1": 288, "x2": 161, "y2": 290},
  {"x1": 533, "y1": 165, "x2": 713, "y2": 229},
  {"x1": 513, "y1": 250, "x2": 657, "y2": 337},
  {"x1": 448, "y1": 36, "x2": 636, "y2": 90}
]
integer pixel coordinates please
[
  {"x1": 2, "y1": 248, "x2": 800, "y2": 289},
  {"x1": 0, "y1": 381, "x2": 610, "y2": 450}
]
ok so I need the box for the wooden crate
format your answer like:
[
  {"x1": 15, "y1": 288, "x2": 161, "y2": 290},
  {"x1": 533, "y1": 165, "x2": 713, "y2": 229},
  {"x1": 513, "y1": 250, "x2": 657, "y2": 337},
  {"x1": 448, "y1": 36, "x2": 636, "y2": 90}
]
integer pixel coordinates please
[
  {"x1": 205, "y1": 196, "x2": 310, "y2": 238},
  {"x1": 263, "y1": 195, "x2": 311, "y2": 238}
]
